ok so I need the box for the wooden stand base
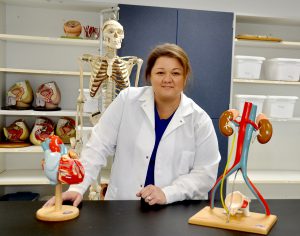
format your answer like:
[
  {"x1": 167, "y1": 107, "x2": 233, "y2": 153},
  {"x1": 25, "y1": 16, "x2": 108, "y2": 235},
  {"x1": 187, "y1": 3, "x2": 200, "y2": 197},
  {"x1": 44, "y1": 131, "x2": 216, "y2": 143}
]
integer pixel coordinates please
[
  {"x1": 36, "y1": 183, "x2": 79, "y2": 222},
  {"x1": 36, "y1": 205, "x2": 79, "y2": 222},
  {"x1": 0, "y1": 142, "x2": 31, "y2": 148},
  {"x1": 188, "y1": 206, "x2": 277, "y2": 235}
]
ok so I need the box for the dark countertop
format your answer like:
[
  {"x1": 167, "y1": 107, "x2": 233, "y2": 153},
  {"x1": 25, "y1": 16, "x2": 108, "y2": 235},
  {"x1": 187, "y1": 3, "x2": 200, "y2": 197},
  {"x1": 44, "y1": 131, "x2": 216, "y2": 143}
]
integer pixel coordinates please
[{"x1": 0, "y1": 199, "x2": 299, "y2": 235}]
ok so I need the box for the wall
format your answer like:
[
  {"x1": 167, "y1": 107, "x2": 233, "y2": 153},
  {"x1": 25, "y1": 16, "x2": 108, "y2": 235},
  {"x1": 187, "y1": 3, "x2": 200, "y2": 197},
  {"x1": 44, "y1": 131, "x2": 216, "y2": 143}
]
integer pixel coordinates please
[
  {"x1": 0, "y1": 2, "x2": 5, "y2": 195},
  {"x1": 82, "y1": 0, "x2": 300, "y2": 19},
  {"x1": 0, "y1": 2, "x2": 5, "y2": 106}
]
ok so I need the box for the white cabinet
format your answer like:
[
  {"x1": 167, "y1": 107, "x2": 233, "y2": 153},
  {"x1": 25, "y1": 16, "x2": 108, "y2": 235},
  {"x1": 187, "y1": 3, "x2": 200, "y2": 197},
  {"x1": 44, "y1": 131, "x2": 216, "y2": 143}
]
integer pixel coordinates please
[
  {"x1": 228, "y1": 14, "x2": 300, "y2": 199},
  {"x1": 0, "y1": 2, "x2": 114, "y2": 197}
]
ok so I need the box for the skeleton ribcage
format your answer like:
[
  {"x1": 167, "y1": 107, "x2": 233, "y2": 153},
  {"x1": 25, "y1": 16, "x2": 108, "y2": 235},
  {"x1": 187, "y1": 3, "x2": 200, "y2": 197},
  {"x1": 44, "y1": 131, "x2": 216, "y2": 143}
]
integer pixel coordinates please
[{"x1": 89, "y1": 58, "x2": 130, "y2": 98}]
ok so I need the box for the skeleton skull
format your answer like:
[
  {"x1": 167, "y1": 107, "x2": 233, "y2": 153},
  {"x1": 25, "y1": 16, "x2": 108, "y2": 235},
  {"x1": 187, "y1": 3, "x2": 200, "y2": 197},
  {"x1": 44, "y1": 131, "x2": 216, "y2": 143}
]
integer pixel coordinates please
[{"x1": 102, "y1": 20, "x2": 124, "y2": 49}]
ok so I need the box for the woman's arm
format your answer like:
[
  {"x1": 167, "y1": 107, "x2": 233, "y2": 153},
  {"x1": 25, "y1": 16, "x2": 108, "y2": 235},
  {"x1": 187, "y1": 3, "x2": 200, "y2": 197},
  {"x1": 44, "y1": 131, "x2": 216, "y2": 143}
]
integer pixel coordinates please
[{"x1": 67, "y1": 88, "x2": 129, "y2": 196}]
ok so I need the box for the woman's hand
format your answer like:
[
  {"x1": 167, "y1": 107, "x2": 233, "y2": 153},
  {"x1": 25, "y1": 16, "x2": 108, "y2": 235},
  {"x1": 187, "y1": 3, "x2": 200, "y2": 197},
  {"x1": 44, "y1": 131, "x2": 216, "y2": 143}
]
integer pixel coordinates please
[
  {"x1": 43, "y1": 191, "x2": 83, "y2": 207},
  {"x1": 136, "y1": 184, "x2": 166, "y2": 205}
]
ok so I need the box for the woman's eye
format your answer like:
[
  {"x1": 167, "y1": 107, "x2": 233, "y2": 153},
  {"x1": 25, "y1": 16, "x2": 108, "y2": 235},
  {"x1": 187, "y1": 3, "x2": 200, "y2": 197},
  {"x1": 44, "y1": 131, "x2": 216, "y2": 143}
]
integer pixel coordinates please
[
  {"x1": 172, "y1": 72, "x2": 181, "y2": 76},
  {"x1": 157, "y1": 71, "x2": 164, "y2": 75}
]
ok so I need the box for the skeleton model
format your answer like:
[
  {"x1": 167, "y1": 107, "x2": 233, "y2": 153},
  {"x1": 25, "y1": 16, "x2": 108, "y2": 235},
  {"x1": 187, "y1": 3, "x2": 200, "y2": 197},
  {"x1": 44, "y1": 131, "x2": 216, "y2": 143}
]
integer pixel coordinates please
[{"x1": 76, "y1": 19, "x2": 143, "y2": 199}]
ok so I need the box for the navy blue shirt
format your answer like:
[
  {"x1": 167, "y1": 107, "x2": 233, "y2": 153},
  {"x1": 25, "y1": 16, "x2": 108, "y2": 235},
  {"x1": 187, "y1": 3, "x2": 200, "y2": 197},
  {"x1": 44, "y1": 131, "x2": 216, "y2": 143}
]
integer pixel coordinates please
[{"x1": 144, "y1": 105, "x2": 175, "y2": 186}]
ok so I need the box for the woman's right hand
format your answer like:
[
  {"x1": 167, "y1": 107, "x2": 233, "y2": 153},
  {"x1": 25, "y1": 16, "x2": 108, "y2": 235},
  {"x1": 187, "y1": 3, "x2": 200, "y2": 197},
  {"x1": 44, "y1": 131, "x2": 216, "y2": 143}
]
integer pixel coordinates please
[{"x1": 43, "y1": 191, "x2": 83, "y2": 207}]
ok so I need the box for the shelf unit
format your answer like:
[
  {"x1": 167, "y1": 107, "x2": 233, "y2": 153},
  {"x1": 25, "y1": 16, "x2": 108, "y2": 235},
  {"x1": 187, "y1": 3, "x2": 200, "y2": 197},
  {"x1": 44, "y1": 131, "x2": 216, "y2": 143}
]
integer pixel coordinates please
[
  {"x1": 0, "y1": 67, "x2": 91, "y2": 76},
  {"x1": 0, "y1": 168, "x2": 111, "y2": 185},
  {"x1": 228, "y1": 170, "x2": 300, "y2": 199},
  {"x1": 0, "y1": 2, "x2": 113, "y2": 198},
  {"x1": 235, "y1": 39, "x2": 300, "y2": 49},
  {"x1": 229, "y1": 14, "x2": 300, "y2": 199},
  {"x1": 0, "y1": 33, "x2": 99, "y2": 46},
  {"x1": 0, "y1": 109, "x2": 90, "y2": 117},
  {"x1": 233, "y1": 78, "x2": 300, "y2": 85}
]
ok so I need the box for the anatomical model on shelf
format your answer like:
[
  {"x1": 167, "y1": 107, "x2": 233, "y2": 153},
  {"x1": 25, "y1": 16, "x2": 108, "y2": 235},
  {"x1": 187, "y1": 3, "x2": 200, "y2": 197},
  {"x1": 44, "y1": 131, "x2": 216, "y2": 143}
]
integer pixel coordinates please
[
  {"x1": 75, "y1": 19, "x2": 143, "y2": 199},
  {"x1": 34, "y1": 81, "x2": 61, "y2": 111},
  {"x1": 0, "y1": 119, "x2": 31, "y2": 148},
  {"x1": 55, "y1": 117, "x2": 76, "y2": 144},
  {"x1": 4, "y1": 80, "x2": 33, "y2": 110},
  {"x1": 36, "y1": 135, "x2": 84, "y2": 221},
  {"x1": 189, "y1": 102, "x2": 277, "y2": 235},
  {"x1": 63, "y1": 20, "x2": 82, "y2": 38},
  {"x1": 30, "y1": 117, "x2": 55, "y2": 145}
]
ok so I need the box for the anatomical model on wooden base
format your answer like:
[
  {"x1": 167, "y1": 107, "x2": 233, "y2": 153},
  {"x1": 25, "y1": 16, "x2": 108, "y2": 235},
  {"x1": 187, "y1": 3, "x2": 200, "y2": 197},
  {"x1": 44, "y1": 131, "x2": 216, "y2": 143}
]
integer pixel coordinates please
[
  {"x1": 75, "y1": 19, "x2": 143, "y2": 199},
  {"x1": 36, "y1": 135, "x2": 84, "y2": 222},
  {"x1": 189, "y1": 102, "x2": 278, "y2": 235}
]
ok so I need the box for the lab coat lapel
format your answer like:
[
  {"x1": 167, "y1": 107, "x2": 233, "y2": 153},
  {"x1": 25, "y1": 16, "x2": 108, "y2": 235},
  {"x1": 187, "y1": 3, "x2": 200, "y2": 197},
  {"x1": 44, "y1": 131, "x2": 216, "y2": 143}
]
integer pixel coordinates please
[
  {"x1": 139, "y1": 87, "x2": 155, "y2": 129},
  {"x1": 162, "y1": 93, "x2": 193, "y2": 140}
]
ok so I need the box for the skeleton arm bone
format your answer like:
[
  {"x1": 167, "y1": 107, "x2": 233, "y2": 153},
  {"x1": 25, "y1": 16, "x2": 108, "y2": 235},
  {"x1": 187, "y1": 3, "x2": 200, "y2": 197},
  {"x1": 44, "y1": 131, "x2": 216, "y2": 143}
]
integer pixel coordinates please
[
  {"x1": 120, "y1": 56, "x2": 143, "y2": 87},
  {"x1": 76, "y1": 55, "x2": 105, "y2": 152},
  {"x1": 135, "y1": 58, "x2": 143, "y2": 87}
]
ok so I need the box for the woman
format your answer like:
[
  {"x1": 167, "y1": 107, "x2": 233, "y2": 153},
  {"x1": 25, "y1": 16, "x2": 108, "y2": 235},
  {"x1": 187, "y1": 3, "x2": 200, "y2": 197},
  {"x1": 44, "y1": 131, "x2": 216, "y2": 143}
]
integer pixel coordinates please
[{"x1": 44, "y1": 43, "x2": 221, "y2": 207}]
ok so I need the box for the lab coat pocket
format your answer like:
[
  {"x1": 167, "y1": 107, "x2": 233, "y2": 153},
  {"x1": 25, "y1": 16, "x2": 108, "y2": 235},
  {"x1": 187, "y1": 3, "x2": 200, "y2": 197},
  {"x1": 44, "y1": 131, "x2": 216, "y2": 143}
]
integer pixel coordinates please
[
  {"x1": 105, "y1": 184, "x2": 118, "y2": 200},
  {"x1": 178, "y1": 151, "x2": 195, "y2": 175}
]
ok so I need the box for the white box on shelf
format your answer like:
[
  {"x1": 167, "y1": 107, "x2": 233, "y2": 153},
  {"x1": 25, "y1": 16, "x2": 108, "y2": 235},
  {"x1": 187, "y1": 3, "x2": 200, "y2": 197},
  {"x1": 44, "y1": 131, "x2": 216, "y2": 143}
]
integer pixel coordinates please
[
  {"x1": 263, "y1": 96, "x2": 298, "y2": 118},
  {"x1": 265, "y1": 58, "x2": 300, "y2": 81},
  {"x1": 79, "y1": 89, "x2": 99, "y2": 113},
  {"x1": 234, "y1": 55, "x2": 265, "y2": 79},
  {"x1": 235, "y1": 94, "x2": 267, "y2": 115}
]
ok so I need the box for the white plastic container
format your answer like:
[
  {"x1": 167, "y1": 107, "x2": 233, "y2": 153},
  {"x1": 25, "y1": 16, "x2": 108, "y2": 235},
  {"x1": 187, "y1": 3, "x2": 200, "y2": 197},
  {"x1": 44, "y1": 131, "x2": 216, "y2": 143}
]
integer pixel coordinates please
[
  {"x1": 235, "y1": 94, "x2": 267, "y2": 115},
  {"x1": 234, "y1": 55, "x2": 265, "y2": 79},
  {"x1": 78, "y1": 89, "x2": 99, "y2": 113},
  {"x1": 265, "y1": 58, "x2": 300, "y2": 81},
  {"x1": 263, "y1": 96, "x2": 298, "y2": 118}
]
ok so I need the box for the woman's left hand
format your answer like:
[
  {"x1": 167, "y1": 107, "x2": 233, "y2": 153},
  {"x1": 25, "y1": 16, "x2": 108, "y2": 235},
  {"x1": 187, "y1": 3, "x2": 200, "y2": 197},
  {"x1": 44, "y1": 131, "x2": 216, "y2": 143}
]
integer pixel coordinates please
[{"x1": 136, "y1": 184, "x2": 167, "y2": 205}]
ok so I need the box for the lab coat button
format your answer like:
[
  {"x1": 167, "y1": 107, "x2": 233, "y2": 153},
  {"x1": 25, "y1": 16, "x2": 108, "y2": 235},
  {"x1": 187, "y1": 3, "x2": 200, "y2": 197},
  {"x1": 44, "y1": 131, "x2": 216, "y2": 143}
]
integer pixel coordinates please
[{"x1": 146, "y1": 156, "x2": 149, "y2": 159}]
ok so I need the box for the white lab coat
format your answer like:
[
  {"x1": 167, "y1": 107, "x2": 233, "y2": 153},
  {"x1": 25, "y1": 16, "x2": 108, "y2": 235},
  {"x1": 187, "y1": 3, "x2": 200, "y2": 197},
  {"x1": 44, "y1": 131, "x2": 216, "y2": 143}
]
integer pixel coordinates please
[{"x1": 69, "y1": 86, "x2": 221, "y2": 204}]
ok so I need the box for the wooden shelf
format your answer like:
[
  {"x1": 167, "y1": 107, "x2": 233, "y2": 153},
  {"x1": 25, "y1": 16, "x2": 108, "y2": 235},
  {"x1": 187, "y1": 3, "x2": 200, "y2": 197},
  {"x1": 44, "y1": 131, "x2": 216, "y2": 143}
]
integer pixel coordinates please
[
  {"x1": 0, "y1": 67, "x2": 91, "y2": 76},
  {"x1": 233, "y1": 78, "x2": 300, "y2": 85},
  {"x1": 0, "y1": 34, "x2": 99, "y2": 47},
  {"x1": 228, "y1": 170, "x2": 300, "y2": 184},
  {"x1": 235, "y1": 39, "x2": 300, "y2": 49},
  {"x1": 0, "y1": 169, "x2": 110, "y2": 185},
  {"x1": 0, "y1": 109, "x2": 91, "y2": 117}
]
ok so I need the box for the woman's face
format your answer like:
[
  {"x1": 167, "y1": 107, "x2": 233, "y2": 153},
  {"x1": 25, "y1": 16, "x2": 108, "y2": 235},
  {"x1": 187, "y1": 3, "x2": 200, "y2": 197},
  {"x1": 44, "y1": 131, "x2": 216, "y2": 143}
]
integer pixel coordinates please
[{"x1": 150, "y1": 56, "x2": 186, "y2": 103}]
